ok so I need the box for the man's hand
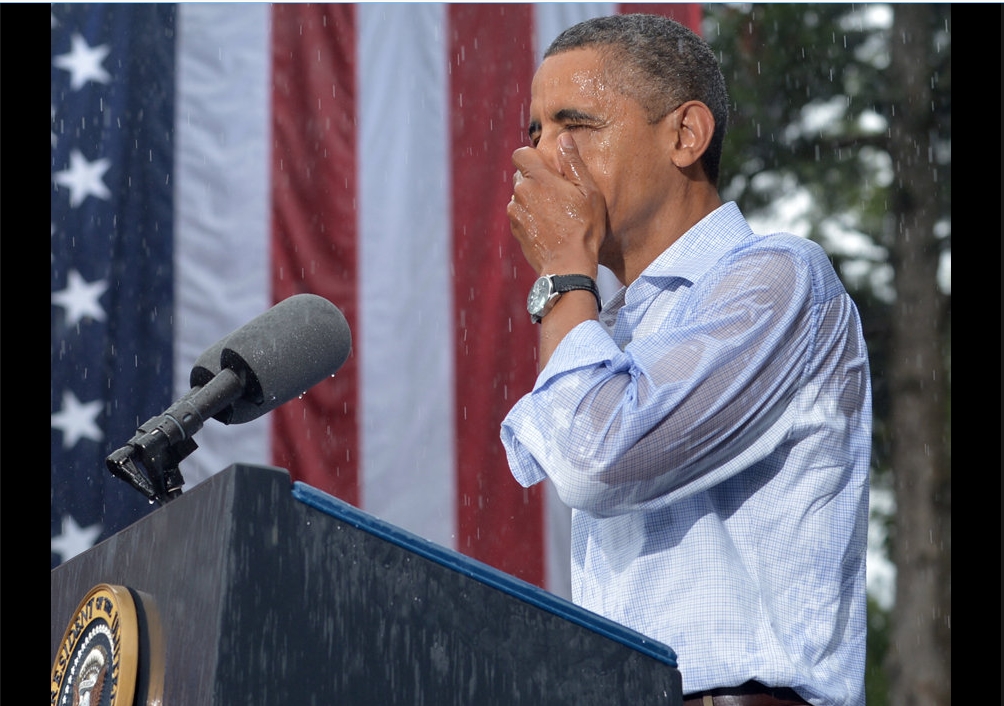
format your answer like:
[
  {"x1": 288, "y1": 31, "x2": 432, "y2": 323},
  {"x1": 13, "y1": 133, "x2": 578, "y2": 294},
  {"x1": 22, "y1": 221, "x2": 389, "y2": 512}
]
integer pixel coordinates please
[
  {"x1": 507, "y1": 133, "x2": 608, "y2": 368},
  {"x1": 506, "y1": 132, "x2": 607, "y2": 279}
]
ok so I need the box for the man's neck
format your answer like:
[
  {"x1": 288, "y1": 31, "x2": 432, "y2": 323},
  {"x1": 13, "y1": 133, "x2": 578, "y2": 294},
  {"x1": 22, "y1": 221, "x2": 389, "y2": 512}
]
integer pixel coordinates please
[{"x1": 611, "y1": 185, "x2": 722, "y2": 285}]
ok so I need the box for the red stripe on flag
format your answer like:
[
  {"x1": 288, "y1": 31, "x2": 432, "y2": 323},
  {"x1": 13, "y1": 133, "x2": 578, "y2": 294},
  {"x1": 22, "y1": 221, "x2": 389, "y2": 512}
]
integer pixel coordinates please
[
  {"x1": 270, "y1": 4, "x2": 361, "y2": 505},
  {"x1": 619, "y1": 3, "x2": 704, "y2": 33},
  {"x1": 449, "y1": 4, "x2": 544, "y2": 585}
]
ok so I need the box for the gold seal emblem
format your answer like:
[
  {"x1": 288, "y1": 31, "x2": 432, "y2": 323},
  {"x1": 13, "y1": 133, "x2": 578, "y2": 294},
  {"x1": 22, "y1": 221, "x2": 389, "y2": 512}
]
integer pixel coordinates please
[{"x1": 51, "y1": 584, "x2": 140, "y2": 706}]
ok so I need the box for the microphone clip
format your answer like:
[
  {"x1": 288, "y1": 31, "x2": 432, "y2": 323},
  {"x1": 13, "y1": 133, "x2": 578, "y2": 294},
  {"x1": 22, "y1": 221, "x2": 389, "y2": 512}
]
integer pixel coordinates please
[
  {"x1": 105, "y1": 367, "x2": 245, "y2": 505},
  {"x1": 106, "y1": 434, "x2": 193, "y2": 505}
]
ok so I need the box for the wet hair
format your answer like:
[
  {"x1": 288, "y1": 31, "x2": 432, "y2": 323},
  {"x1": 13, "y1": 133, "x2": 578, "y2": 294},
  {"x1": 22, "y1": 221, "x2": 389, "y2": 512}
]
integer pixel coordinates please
[{"x1": 545, "y1": 13, "x2": 729, "y2": 186}]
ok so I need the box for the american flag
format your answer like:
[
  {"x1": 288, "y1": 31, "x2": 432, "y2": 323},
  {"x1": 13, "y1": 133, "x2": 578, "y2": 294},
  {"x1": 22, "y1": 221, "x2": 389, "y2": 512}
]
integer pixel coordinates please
[{"x1": 50, "y1": 3, "x2": 701, "y2": 592}]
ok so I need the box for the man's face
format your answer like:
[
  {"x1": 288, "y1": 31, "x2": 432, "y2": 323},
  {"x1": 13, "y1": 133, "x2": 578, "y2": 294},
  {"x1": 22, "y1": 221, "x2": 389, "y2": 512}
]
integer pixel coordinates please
[{"x1": 527, "y1": 48, "x2": 676, "y2": 252}]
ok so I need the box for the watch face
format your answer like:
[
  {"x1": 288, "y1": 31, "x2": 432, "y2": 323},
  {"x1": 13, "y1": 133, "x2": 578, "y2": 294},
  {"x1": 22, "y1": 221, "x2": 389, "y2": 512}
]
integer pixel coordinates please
[{"x1": 527, "y1": 276, "x2": 553, "y2": 317}]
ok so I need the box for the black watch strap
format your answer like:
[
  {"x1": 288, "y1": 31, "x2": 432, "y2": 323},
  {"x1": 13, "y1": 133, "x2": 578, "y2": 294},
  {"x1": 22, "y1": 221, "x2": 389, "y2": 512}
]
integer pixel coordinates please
[{"x1": 551, "y1": 274, "x2": 602, "y2": 313}]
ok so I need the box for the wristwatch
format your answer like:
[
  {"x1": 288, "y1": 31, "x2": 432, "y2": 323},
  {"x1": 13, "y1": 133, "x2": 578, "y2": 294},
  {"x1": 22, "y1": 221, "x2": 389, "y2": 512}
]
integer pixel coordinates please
[{"x1": 526, "y1": 274, "x2": 602, "y2": 324}]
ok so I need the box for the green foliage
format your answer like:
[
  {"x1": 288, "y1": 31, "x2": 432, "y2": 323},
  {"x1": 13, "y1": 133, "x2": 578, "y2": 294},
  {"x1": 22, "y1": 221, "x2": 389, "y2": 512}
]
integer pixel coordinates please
[
  {"x1": 704, "y1": 3, "x2": 950, "y2": 302},
  {"x1": 709, "y1": 5, "x2": 890, "y2": 229}
]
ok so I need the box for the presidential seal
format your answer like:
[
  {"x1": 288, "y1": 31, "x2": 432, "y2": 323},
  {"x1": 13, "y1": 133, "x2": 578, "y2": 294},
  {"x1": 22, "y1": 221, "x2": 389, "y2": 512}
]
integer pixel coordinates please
[{"x1": 51, "y1": 584, "x2": 140, "y2": 706}]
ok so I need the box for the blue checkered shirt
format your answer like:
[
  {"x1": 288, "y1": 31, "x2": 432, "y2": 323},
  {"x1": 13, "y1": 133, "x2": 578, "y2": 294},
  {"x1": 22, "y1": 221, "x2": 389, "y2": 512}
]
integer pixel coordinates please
[{"x1": 501, "y1": 202, "x2": 871, "y2": 705}]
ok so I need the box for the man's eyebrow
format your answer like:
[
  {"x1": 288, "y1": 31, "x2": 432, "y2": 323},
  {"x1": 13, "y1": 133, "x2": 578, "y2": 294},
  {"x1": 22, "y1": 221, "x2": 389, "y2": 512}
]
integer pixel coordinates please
[{"x1": 553, "y1": 108, "x2": 600, "y2": 123}]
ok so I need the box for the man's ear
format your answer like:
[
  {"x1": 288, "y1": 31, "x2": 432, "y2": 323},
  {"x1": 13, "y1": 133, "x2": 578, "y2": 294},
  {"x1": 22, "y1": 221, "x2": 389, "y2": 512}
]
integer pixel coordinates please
[{"x1": 666, "y1": 101, "x2": 715, "y2": 171}]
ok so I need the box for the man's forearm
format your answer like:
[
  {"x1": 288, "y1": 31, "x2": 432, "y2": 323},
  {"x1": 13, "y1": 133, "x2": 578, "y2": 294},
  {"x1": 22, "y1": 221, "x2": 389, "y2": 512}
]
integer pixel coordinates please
[{"x1": 536, "y1": 288, "x2": 600, "y2": 370}]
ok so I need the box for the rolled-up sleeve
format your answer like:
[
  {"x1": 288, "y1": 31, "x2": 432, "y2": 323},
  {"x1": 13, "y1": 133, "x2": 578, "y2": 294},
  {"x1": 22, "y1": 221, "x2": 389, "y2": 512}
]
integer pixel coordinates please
[{"x1": 501, "y1": 246, "x2": 818, "y2": 516}]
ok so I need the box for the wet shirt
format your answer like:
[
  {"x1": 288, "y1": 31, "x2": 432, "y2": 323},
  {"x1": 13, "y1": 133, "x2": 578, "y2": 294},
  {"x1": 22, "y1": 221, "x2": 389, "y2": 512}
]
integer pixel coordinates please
[{"x1": 501, "y1": 201, "x2": 871, "y2": 705}]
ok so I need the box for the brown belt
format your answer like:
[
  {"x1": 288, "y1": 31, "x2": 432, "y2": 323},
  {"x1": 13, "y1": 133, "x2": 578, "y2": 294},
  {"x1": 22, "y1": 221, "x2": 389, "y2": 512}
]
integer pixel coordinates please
[{"x1": 682, "y1": 681, "x2": 810, "y2": 706}]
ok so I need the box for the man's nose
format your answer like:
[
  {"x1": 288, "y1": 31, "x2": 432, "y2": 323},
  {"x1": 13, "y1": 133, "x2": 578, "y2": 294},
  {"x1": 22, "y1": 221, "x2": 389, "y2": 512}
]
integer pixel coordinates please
[{"x1": 534, "y1": 131, "x2": 561, "y2": 168}]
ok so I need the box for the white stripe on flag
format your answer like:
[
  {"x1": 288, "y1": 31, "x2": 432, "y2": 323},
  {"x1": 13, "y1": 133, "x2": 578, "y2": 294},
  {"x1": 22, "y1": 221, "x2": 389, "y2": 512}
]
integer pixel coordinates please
[
  {"x1": 358, "y1": 4, "x2": 457, "y2": 547},
  {"x1": 174, "y1": 3, "x2": 272, "y2": 488}
]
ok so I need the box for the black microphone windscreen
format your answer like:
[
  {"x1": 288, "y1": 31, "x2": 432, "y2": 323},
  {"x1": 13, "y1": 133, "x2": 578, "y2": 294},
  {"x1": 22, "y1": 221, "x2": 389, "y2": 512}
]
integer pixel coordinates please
[{"x1": 217, "y1": 293, "x2": 352, "y2": 424}]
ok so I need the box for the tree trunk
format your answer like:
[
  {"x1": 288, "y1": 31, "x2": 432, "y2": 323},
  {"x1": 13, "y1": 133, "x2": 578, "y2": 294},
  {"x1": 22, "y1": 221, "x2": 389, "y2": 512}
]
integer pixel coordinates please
[{"x1": 885, "y1": 6, "x2": 951, "y2": 706}]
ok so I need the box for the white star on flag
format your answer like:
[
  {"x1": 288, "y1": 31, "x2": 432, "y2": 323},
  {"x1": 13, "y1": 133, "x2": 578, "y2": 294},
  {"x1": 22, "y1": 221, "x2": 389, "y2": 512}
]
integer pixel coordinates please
[
  {"x1": 51, "y1": 389, "x2": 104, "y2": 449},
  {"x1": 53, "y1": 149, "x2": 112, "y2": 208},
  {"x1": 51, "y1": 514, "x2": 104, "y2": 563},
  {"x1": 53, "y1": 32, "x2": 111, "y2": 90},
  {"x1": 52, "y1": 269, "x2": 108, "y2": 326}
]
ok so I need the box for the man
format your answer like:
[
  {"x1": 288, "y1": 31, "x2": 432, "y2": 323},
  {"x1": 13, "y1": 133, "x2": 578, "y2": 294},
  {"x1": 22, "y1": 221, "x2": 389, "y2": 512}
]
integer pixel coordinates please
[{"x1": 501, "y1": 14, "x2": 870, "y2": 706}]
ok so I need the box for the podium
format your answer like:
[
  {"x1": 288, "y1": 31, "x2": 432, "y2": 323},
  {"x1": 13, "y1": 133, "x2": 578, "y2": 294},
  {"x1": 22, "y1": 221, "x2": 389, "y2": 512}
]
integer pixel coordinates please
[{"x1": 51, "y1": 464, "x2": 682, "y2": 704}]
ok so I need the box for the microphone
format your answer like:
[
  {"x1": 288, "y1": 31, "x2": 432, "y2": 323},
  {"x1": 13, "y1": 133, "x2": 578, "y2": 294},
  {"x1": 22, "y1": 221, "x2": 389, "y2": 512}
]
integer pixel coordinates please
[
  {"x1": 106, "y1": 293, "x2": 352, "y2": 503},
  {"x1": 190, "y1": 293, "x2": 352, "y2": 424}
]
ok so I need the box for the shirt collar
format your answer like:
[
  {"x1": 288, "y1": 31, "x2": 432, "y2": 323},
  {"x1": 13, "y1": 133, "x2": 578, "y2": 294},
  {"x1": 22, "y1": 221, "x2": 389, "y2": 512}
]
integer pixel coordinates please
[
  {"x1": 639, "y1": 201, "x2": 753, "y2": 284},
  {"x1": 600, "y1": 202, "x2": 754, "y2": 318}
]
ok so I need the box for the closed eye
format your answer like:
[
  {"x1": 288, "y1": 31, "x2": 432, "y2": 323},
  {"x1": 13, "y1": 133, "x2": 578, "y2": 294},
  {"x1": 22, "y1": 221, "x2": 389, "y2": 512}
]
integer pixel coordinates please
[{"x1": 527, "y1": 108, "x2": 602, "y2": 148}]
